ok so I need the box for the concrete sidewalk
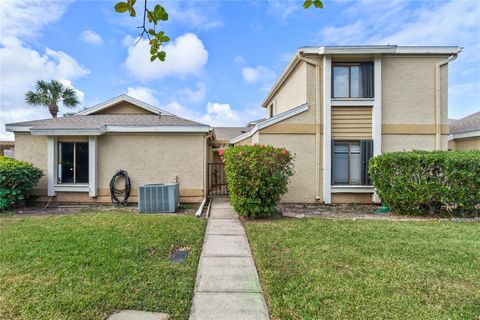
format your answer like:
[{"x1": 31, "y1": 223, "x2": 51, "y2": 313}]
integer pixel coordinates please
[{"x1": 189, "y1": 198, "x2": 269, "y2": 320}]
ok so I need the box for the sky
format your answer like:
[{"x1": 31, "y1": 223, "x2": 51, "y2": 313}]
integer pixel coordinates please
[{"x1": 0, "y1": 0, "x2": 479, "y2": 140}]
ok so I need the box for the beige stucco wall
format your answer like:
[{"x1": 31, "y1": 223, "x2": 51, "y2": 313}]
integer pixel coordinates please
[
  {"x1": 93, "y1": 101, "x2": 156, "y2": 115},
  {"x1": 258, "y1": 133, "x2": 317, "y2": 203},
  {"x1": 449, "y1": 137, "x2": 480, "y2": 151},
  {"x1": 14, "y1": 133, "x2": 48, "y2": 193},
  {"x1": 13, "y1": 132, "x2": 206, "y2": 203},
  {"x1": 266, "y1": 62, "x2": 308, "y2": 116},
  {"x1": 97, "y1": 134, "x2": 205, "y2": 201},
  {"x1": 382, "y1": 55, "x2": 450, "y2": 151}
]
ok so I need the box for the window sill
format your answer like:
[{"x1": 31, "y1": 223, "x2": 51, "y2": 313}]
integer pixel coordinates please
[
  {"x1": 331, "y1": 185, "x2": 374, "y2": 193},
  {"x1": 54, "y1": 184, "x2": 89, "y2": 192},
  {"x1": 331, "y1": 98, "x2": 374, "y2": 107}
]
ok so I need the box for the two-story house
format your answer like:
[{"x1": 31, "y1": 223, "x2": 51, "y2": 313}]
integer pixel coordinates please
[{"x1": 230, "y1": 45, "x2": 462, "y2": 204}]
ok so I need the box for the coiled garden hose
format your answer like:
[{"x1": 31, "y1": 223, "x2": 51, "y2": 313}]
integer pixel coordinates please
[{"x1": 110, "y1": 169, "x2": 131, "y2": 206}]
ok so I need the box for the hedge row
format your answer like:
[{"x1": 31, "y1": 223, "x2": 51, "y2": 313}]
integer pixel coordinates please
[
  {"x1": 223, "y1": 145, "x2": 294, "y2": 219},
  {"x1": 0, "y1": 156, "x2": 43, "y2": 211},
  {"x1": 369, "y1": 151, "x2": 480, "y2": 215}
]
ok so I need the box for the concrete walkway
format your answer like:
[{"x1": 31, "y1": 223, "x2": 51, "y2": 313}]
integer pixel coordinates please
[{"x1": 189, "y1": 198, "x2": 269, "y2": 320}]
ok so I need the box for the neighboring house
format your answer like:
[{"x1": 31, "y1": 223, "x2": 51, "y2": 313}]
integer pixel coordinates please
[
  {"x1": 0, "y1": 141, "x2": 14, "y2": 157},
  {"x1": 6, "y1": 95, "x2": 210, "y2": 204},
  {"x1": 210, "y1": 127, "x2": 248, "y2": 163},
  {"x1": 448, "y1": 112, "x2": 480, "y2": 151},
  {"x1": 230, "y1": 45, "x2": 462, "y2": 204}
]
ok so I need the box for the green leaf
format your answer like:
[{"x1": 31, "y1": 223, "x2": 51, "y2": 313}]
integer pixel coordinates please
[
  {"x1": 157, "y1": 51, "x2": 166, "y2": 61},
  {"x1": 129, "y1": 7, "x2": 136, "y2": 17},
  {"x1": 303, "y1": 0, "x2": 312, "y2": 9},
  {"x1": 150, "y1": 47, "x2": 156, "y2": 55},
  {"x1": 127, "y1": 0, "x2": 136, "y2": 5},
  {"x1": 313, "y1": 0, "x2": 323, "y2": 8},
  {"x1": 148, "y1": 28, "x2": 156, "y2": 36},
  {"x1": 150, "y1": 55, "x2": 157, "y2": 62},
  {"x1": 114, "y1": 2, "x2": 130, "y2": 13}
]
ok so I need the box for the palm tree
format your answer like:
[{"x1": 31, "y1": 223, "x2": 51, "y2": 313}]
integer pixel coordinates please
[{"x1": 25, "y1": 80, "x2": 80, "y2": 118}]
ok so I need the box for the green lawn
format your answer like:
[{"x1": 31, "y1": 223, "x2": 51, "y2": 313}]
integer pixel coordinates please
[
  {"x1": 244, "y1": 218, "x2": 480, "y2": 320},
  {"x1": 0, "y1": 211, "x2": 206, "y2": 320}
]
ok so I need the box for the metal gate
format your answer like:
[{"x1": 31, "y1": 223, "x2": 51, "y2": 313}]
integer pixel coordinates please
[{"x1": 208, "y1": 163, "x2": 228, "y2": 196}]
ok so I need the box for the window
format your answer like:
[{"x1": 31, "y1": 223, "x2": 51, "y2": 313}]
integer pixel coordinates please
[
  {"x1": 58, "y1": 142, "x2": 89, "y2": 184},
  {"x1": 332, "y1": 140, "x2": 373, "y2": 185},
  {"x1": 332, "y1": 63, "x2": 373, "y2": 98}
]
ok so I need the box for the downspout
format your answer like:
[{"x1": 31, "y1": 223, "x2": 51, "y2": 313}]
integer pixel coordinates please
[
  {"x1": 197, "y1": 130, "x2": 213, "y2": 217},
  {"x1": 435, "y1": 51, "x2": 460, "y2": 150},
  {"x1": 297, "y1": 52, "x2": 322, "y2": 201}
]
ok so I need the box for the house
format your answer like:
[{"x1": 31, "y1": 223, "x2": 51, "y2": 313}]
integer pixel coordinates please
[
  {"x1": 6, "y1": 45, "x2": 464, "y2": 206},
  {"x1": 230, "y1": 45, "x2": 462, "y2": 204},
  {"x1": 6, "y1": 95, "x2": 210, "y2": 204},
  {"x1": 448, "y1": 111, "x2": 480, "y2": 151}
]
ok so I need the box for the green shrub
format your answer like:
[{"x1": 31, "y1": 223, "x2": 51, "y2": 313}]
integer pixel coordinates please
[
  {"x1": 223, "y1": 144, "x2": 294, "y2": 219},
  {"x1": 0, "y1": 156, "x2": 43, "y2": 211},
  {"x1": 369, "y1": 151, "x2": 480, "y2": 215}
]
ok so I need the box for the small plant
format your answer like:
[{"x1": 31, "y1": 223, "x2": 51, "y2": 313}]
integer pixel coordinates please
[
  {"x1": 0, "y1": 156, "x2": 43, "y2": 211},
  {"x1": 369, "y1": 151, "x2": 480, "y2": 215},
  {"x1": 223, "y1": 144, "x2": 294, "y2": 219}
]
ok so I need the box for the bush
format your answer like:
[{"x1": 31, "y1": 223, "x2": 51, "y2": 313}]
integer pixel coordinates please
[
  {"x1": 0, "y1": 156, "x2": 43, "y2": 211},
  {"x1": 223, "y1": 145, "x2": 294, "y2": 219},
  {"x1": 369, "y1": 151, "x2": 480, "y2": 215}
]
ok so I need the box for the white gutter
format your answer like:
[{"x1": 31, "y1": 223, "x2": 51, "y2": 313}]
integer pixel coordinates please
[
  {"x1": 448, "y1": 130, "x2": 480, "y2": 141},
  {"x1": 435, "y1": 49, "x2": 462, "y2": 149},
  {"x1": 26, "y1": 125, "x2": 211, "y2": 135},
  {"x1": 195, "y1": 197, "x2": 207, "y2": 217}
]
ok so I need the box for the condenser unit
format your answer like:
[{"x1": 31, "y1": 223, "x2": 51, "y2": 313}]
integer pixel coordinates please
[{"x1": 138, "y1": 183, "x2": 179, "y2": 213}]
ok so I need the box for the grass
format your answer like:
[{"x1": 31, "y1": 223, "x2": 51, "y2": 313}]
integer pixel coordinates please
[
  {"x1": 244, "y1": 218, "x2": 480, "y2": 320},
  {"x1": 0, "y1": 211, "x2": 206, "y2": 320}
]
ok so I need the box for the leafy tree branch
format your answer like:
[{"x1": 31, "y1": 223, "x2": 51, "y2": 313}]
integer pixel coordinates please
[{"x1": 115, "y1": 0, "x2": 323, "y2": 63}]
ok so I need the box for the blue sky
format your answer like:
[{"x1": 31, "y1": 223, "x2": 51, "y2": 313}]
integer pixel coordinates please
[{"x1": 1, "y1": 0, "x2": 479, "y2": 140}]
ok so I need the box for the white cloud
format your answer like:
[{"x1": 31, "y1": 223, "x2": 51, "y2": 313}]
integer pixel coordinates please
[
  {"x1": 266, "y1": 0, "x2": 299, "y2": 20},
  {"x1": 241, "y1": 65, "x2": 275, "y2": 84},
  {"x1": 122, "y1": 34, "x2": 135, "y2": 47},
  {"x1": 124, "y1": 33, "x2": 208, "y2": 81},
  {"x1": 179, "y1": 82, "x2": 207, "y2": 103},
  {"x1": 0, "y1": 0, "x2": 88, "y2": 140},
  {"x1": 198, "y1": 103, "x2": 241, "y2": 126},
  {"x1": 165, "y1": 3, "x2": 223, "y2": 30},
  {"x1": 126, "y1": 86, "x2": 159, "y2": 106},
  {"x1": 159, "y1": 100, "x2": 263, "y2": 127},
  {"x1": 81, "y1": 29, "x2": 103, "y2": 45},
  {"x1": 0, "y1": 0, "x2": 71, "y2": 39},
  {"x1": 234, "y1": 55, "x2": 246, "y2": 66}
]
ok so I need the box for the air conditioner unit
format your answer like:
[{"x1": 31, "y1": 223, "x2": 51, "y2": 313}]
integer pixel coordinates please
[{"x1": 138, "y1": 183, "x2": 179, "y2": 213}]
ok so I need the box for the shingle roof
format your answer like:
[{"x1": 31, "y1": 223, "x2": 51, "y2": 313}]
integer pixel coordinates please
[
  {"x1": 8, "y1": 114, "x2": 208, "y2": 130},
  {"x1": 450, "y1": 112, "x2": 480, "y2": 134},
  {"x1": 213, "y1": 127, "x2": 249, "y2": 141}
]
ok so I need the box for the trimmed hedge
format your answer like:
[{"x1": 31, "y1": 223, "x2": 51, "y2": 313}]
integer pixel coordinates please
[
  {"x1": 369, "y1": 151, "x2": 480, "y2": 215},
  {"x1": 223, "y1": 145, "x2": 294, "y2": 219},
  {"x1": 0, "y1": 156, "x2": 43, "y2": 211}
]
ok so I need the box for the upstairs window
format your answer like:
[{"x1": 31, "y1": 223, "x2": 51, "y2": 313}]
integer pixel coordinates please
[
  {"x1": 332, "y1": 63, "x2": 373, "y2": 98},
  {"x1": 58, "y1": 142, "x2": 89, "y2": 184}
]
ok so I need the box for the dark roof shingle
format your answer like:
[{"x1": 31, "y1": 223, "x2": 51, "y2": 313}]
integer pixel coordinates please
[
  {"x1": 450, "y1": 111, "x2": 480, "y2": 134},
  {"x1": 8, "y1": 114, "x2": 208, "y2": 130}
]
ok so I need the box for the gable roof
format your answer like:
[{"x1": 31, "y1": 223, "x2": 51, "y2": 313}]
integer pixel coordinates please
[
  {"x1": 76, "y1": 94, "x2": 174, "y2": 116},
  {"x1": 449, "y1": 111, "x2": 480, "y2": 140},
  {"x1": 230, "y1": 103, "x2": 309, "y2": 144}
]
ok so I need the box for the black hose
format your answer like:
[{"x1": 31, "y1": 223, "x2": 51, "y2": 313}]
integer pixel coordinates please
[{"x1": 110, "y1": 169, "x2": 131, "y2": 206}]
